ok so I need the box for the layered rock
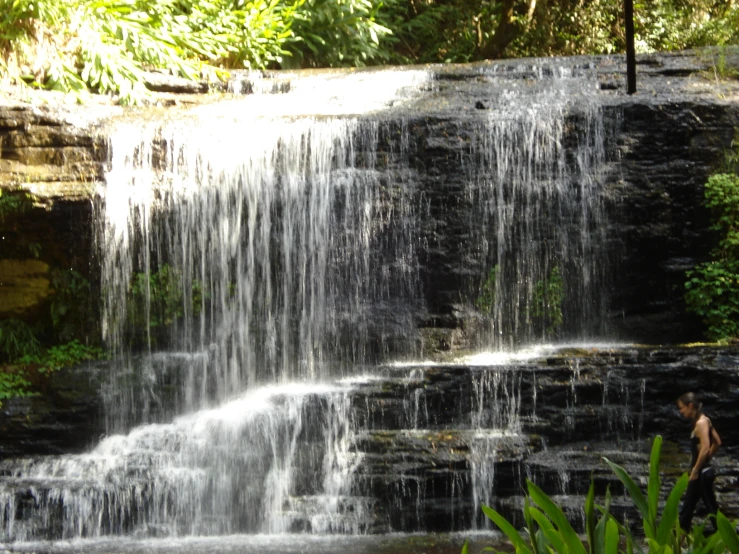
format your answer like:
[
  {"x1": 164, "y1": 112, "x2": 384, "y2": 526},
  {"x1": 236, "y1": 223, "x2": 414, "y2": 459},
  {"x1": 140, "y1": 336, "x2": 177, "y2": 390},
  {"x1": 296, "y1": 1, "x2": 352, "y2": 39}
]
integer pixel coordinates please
[
  {"x1": 1, "y1": 345, "x2": 737, "y2": 539},
  {"x1": 1, "y1": 51, "x2": 738, "y2": 344}
]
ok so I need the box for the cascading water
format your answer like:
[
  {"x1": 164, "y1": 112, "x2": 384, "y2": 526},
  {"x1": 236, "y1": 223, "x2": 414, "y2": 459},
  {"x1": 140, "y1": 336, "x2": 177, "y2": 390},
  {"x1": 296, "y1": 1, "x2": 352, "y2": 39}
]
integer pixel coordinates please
[
  {"x1": 97, "y1": 71, "x2": 430, "y2": 431},
  {"x1": 0, "y1": 383, "x2": 360, "y2": 540},
  {"x1": 469, "y1": 64, "x2": 610, "y2": 349},
  {"x1": 0, "y1": 61, "x2": 628, "y2": 547}
]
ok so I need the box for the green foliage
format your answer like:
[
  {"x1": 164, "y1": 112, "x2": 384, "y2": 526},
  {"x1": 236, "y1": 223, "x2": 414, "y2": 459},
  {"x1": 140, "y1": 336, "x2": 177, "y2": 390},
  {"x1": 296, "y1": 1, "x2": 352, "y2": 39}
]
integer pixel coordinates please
[
  {"x1": 475, "y1": 265, "x2": 498, "y2": 314},
  {"x1": 604, "y1": 435, "x2": 689, "y2": 551},
  {"x1": 718, "y1": 512, "x2": 739, "y2": 554},
  {"x1": 704, "y1": 47, "x2": 739, "y2": 82},
  {"x1": 0, "y1": 319, "x2": 41, "y2": 364},
  {"x1": 0, "y1": 189, "x2": 34, "y2": 223},
  {"x1": 17, "y1": 339, "x2": 106, "y2": 374},
  {"x1": 531, "y1": 265, "x2": 564, "y2": 337},
  {"x1": 0, "y1": 370, "x2": 37, "y2": 407},
  {"x1": 377, "y1": 0, "x2": 500, "y2": 64},
  {"x1": 721, "y1": 131, "x2": 739, "y2": 182},
  {"x1": 130, "y1": 264, "x2": 202, "y2": 330},
  {"x1": 481, "y1": 479, "x2": 620, "y2": 554},
  {"x1": 50, "y1": 268, "x2": 92, "y2": 342},
  {"x1": 285, "y1": 0, "x2": 393, "y2": 67},
  {"x1": 686, "y1": 260, "x2": 739, "y2": 341},
  {"x1": 3, "y1": 0, "x2": 739, "y2": 99},
  {"x1": 0, "y1": 338, "x2": 104, "y2": 407},
  {"x1": 508, "y1": 0, "x2": 624, "y2": 58},
  {"x1": 685, "y1": 173, "x2": 739, "y2": 342},
  {"x1": 0, "y1": 318, "x2": 41, "y2": 407},
  {"x1": 705, "y1": 173, "x2": 739, "y2": 250},
  {"x1": 477, "y1": 435, "x2": 739, "y2": 554},
  {"x1": 0, "y1": 189, "x2": 42, "y2": 257},
  {"x1": 1, "y1": 0, "x2": 297, "y2": 103}
]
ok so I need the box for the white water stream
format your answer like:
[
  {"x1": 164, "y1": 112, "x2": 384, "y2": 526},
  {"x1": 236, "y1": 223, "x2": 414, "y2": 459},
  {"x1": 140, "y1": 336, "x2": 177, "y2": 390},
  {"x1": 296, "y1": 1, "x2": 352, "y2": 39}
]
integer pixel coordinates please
[{"x1": 0, "y1": 63, "x2": 620, "y2": 544}]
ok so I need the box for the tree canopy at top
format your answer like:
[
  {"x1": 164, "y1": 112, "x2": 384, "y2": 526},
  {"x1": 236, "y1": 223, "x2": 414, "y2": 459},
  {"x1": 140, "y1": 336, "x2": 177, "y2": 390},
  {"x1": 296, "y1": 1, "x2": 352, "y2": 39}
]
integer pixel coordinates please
[{"x1": 0, "y1": 0, "x2": 737, "y2": 103}]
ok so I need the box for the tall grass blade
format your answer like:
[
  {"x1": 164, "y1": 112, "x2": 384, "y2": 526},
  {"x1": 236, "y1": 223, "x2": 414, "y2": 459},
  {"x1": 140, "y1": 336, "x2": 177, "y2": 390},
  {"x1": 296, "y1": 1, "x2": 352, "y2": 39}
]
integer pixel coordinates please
[
  {"x1": 586, "y1": 479, "x2": 596, "y2": 554},
  {"x1": 648, "y1": 435, "x2": 663, "y2": 528},
  {"x1": 528, "y1": 506, "x2": 566, "y2": 553},
  {"x1": 482, "y1": 504, "x2": 533, "y2": 554},
  {"x1": 598, "y1": 505, "x2": 646, "y2": 554},
  {"x1": 605, "y1": 518, "x2": 619, "y2": 554},
  {"x1": 717, "y1": 512, "x2": 739, "y2": 554},
  {"x1": 656, "y1": 473, "x2": 689, "y2": 545},
  {"x1": 603, "y1": 457, "x2": 649, "y2": 526},
  {"x1": 527, "y1": 480, "x2": 587, "y2": 554},
  {"x1": 524, "y1": 496, "x2": 546, "y2": 554},
  {"x1": 697, "y1": 529, "x2": 724, "y2": 554}
]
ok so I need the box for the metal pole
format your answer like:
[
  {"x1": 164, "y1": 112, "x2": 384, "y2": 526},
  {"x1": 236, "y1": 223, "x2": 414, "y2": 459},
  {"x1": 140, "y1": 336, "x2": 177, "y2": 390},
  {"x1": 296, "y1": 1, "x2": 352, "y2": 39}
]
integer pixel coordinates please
[{"x1": 624, "y1": 0, "x2": 636, "y2": 94}]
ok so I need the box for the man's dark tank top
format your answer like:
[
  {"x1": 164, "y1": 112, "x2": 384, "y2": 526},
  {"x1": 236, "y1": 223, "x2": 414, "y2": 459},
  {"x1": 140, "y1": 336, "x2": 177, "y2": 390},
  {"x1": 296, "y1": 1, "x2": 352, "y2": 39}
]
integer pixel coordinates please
[{"x1": 690, "y1": 415, "x2": 714, "y2": 470}]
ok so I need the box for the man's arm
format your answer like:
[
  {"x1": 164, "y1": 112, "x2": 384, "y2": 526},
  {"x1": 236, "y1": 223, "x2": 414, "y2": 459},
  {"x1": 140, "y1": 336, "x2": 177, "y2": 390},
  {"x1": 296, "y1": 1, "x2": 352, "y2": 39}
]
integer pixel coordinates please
[{"x1": 690, "y1": 418, "x2": 712, "y2": 480}]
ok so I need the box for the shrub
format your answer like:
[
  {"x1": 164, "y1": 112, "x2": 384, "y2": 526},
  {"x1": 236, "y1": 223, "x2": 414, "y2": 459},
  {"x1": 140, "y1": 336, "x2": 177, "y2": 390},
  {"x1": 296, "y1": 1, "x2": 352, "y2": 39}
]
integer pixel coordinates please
[
  {"x1": 530, "y1": 266, "x2": 564, "y2": 337},
  {"x1": 0, "y1": 319, "x2": 41, "y2": 364},
  {"x1": 17, "y1": 339, "x2": 106, "y2": 374},
  {"x1": 685, "y1": 173, "x2": 739, "y2": 342},
  {"x1": 0, "y1": 0, "x2": 296, "y2": 103}
]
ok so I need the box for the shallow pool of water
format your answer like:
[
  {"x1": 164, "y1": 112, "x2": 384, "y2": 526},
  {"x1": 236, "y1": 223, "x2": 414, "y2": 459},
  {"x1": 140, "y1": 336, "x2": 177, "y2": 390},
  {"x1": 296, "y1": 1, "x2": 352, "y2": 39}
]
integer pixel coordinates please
[{"x1": 2, "y1": 532, "x2": 506, "y2": 554}]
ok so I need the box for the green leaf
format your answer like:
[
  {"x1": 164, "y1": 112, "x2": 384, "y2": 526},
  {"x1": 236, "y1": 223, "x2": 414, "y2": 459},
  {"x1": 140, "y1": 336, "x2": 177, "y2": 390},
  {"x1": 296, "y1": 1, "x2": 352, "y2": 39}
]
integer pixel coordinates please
[
  {"x1": 598, "y1": 502, "x2": 646, "y2": 554},
  {"x1": 603, "y1": 456, "x2": 649, "y2": 525},
  {"x1": 656, "y1": 473, "x2": 689, "y2": 545},
  {"x1": 528, "y1": 506, "x2": 566, "y2": 553},
  {"x1": 648, "y1": 435, "x2": 662, "y2": 528},
  {"x1": 528, "y1": 480, "x2": 587, "y2": 554},
  {"x1": 482, "y1": 504, "x2": 532, "y2": 554},
  {"x1": 586, "y1": 479, "x2": 596, "y2": 554},
  {"x1": 717, "y1": 512, "x2": 739, "y2": 554},
  {"x1": 524, "y1": 496, "x2": 546, "y2": 554},
  {"x1": 697, "y1": 528, "x2": 724, "y2": 554},
  {"x1": 605, "y1": 518, "x2": 619, "y2": 554}
]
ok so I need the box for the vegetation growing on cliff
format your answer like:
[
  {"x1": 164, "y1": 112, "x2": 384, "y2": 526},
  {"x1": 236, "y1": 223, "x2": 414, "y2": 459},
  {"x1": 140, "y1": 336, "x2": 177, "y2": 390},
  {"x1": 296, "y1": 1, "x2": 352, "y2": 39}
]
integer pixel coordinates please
[
  {"x1": 0, "y1": 0, "x2": 737, "y2": 103},
  {"x1": 125, "y1": 264, "x2": 204, "y2": 349},
  {"x1": 475, "y1": 265, "x2": 498, "y2": 314},
  {"x1": 685, "y1": 132, "x2": 739, "y2": 342},
  {"x1": 530, "y1": 266, "x2": 564, "y2": 337},
  {"x1": 0, "y1": 194, "x2": 105, "y2": 404},
  {"x1": 0, "y1": 321, "x2": 105, "y2": 407}
]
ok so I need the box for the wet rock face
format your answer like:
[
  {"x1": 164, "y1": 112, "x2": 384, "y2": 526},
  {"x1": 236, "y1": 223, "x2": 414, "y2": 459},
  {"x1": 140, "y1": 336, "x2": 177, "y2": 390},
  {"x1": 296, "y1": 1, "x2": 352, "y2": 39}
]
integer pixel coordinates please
[
  {"x1": 0, "y1": 52, "x2": 738, "y2": 538},
  {"x1": 609, "y1": 100, "x2": 739, "y2": 343},
  {"x1": 0, "y1": 104, "x2": 109, "y2": 202},
  {"x1": 339, "y1": 346, "x2": 739, "y2": 532},
  {"x1": 0, "y1": 363, "x2": 105, "y2": 459},
  {"x1": 1, "y1": 52, "x2": 738, "y2": 343},
  {"x1": 0, "y1": 259, "x2": 50, "y2": 316},
  {"x1": 0, "y1": 346, "x2": 737, "y2": 538}
]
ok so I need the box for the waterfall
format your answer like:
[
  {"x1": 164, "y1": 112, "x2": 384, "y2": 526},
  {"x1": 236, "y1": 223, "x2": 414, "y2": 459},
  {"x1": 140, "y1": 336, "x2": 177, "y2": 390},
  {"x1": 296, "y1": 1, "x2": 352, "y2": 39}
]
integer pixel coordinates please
[
  {"x1": 469, "y1": 63, "x2": 611, "y2": 350},
  {"x1": 96, "y1": 71, "x2": 429, "y2": 431},
  {"x1": 0, "y1": 61, "x2": 624, "y2": 544},
  {"x1": 0, "y1": 383, "x2": 362, "y2": 541}
]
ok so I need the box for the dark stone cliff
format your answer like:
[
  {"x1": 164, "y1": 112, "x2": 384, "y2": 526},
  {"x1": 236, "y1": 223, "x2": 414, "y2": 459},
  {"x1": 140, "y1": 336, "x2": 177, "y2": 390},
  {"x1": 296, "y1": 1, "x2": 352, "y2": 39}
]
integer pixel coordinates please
[{"x1": 0, "y1": 50, "x2": 738, "y2": 457}]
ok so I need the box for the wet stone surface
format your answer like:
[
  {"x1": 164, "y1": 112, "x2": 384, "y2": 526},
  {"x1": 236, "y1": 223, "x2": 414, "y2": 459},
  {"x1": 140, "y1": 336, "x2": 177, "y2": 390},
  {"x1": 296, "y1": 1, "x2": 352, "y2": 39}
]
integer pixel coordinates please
[{"x1": 0, "y1": 345, "x2": 738, "y2": 542}]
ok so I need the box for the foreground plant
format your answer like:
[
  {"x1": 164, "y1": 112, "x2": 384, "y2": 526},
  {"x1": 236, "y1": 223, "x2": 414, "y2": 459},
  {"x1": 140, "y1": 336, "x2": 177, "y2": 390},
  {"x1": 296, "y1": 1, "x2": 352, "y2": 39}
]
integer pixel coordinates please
[
  {"x1": 465, "y1": 478, "x2": 621, "y2": 554},
  {"x1": 603, "y1": 435, "x2": 688, "y2": 553},
  {"x1": 469, "y1": 435, "x2": 739, "y2": 554}
]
